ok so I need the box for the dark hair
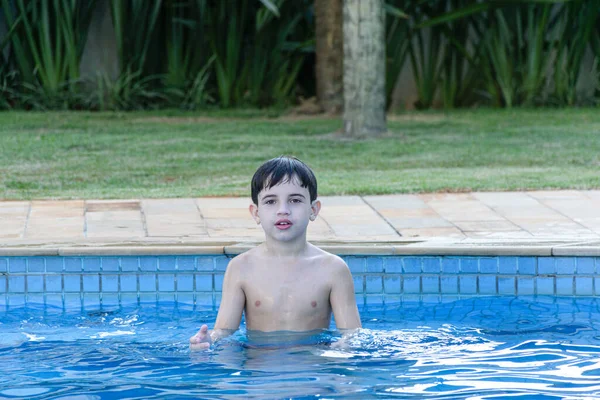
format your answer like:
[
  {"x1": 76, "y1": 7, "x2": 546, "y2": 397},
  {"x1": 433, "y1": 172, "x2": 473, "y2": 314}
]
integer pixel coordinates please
[{"x1": 251, "y1": 156, "x2": 317, "y2": 204}]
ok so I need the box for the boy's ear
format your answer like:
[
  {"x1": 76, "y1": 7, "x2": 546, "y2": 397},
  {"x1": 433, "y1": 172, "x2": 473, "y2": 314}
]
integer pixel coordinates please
[
  {"x1": 249, "y1": 203, "x2": 260, "y2": 224},
  {"x1": 310, "y1": 199, "x2": 322, "y2": 220}
]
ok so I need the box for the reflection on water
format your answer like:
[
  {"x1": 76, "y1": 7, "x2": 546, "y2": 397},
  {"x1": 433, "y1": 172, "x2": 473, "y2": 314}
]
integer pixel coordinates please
[{"x1": 1, "y1": 297, "x2": 600, "y2": 399}]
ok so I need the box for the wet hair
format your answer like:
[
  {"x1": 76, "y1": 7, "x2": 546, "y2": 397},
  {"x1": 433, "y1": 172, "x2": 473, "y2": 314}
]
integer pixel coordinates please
[{"x1": 251, "y1": 156, "x2": 318, "y2": 204}]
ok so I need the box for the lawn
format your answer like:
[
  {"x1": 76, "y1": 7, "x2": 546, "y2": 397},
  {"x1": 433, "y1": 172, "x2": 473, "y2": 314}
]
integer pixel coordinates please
[{"x1": 1, "y1": 108, "x2": 599, "y2": 200}]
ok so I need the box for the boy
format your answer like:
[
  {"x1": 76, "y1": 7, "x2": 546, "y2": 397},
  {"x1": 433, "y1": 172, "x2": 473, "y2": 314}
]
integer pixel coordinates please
[{"x1": 190, "y1": 156, "x2": 361, "y2": 350}]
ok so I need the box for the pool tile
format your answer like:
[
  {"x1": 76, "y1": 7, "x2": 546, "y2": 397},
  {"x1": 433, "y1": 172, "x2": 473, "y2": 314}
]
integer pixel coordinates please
[
  {"x1": 366, "y1": 257, "x2": 383, "y2": 273},
  {"x1": 101, "y1": 294, "x2": 119, "y2": 307},
  {"x1": 196, "y1": 292, "x2": 213, "y2": 307},
  {"x1": 120, "y1": 275, "x2": 137, "y2": 292},
  {"x1": 479, "y1": 275, "x2": 497, "y2": 294},
  {"x1": 26, "y1": 294, "x2": 43, "y2": 305},
  {"x1": 28, "y1": 258, "x2": 45, "y2": 272},
  {"x1": 422, "y1": 276, "x2": 440, "y2": 294},
  {"x1": 440, "y1": 276, "x2": 458, "y2": 294},
  {"x1": 498, "y1": 277, "x2": 516, "y2": 295},
  {"x1": 214, "y1": 274, "x2": 224, "y2": 291},
  {"x1": 460, "y1": 258, "x2": 478, "y2": 273},
  {"x1": 403, "y1": 258, "x2": 421, "y2": 273},
  {"x1": 556, "y1": 257, "x2": 576, "y2": 275},
  {"x1": 140, "y1": 293, "x2": 157, "y2": 303},
  {"x1": 0, "y1": 259, "x2": 7, "y2": 272},
  {"x1": 46, "y1": 275, "x2": 62, "y2": 292},
  {"x1": 595, "y1": 278, "x2": 600, "y2": 296},
  {"x1": 459, "y1": 276, "x2": 477, "y2": 294},
  {"x1": 577, "y1": 258, "x2": 595, "y2": 274},
  {"x1": 139, "y1": 275, "x2": 156, "y2": 292},
  {"x1": 422, "y1": 257, "x2": 441, "y2": 273},
  {"x1": 121, "y1": 257, "x2": 139, "y2": 272},
  {"x1": 82, "y1": 275, "x2": 100, "y2": 292},
  {"x1": 194, "y1": 256, "x2": 212, "y2": 271},
  {"x1": 27, "y1": 275, "x2": 44, "y2": 293},
  {"x1": 177, "y1": 293, "x2": 194, "y2": 305},
  {"x1": 213, "y1": 293, "x2": 221, "y2": 308},
  {"x1": 480, "y1": 258, "x2": 498, "y2": 274},
  {"x1": 45, "y1": 294, "x2": 63, "y2": 308},
  {"x1": 64, "y1": 275, "x2": 81, "y2": 293},
  {"x1": 140, "y1": 257, "x2": 158, "y2": 271},
  {"x1": 158, "y1": 293, "x2": 175, "y2": 303},
  {"x1": 83, "y1": 294, "x2": 100, "y2": 309},
  {"x1": 9, "y1": 258, "x2": 26, "y2": 273},
  {"x1": 158, "y1": 257, "x2": 177, "y2": 271},
  {"x1": 384, "y1": 257, "x2": 402, "y2": 273},
  {"x1": 177, "y1": 274, "x2": 194, "y2": 292},
  {"x1": 8, "y1": 295, "x2": 25, "y2": 306},
  {"x1": 575, "y1": 277, "x2": 593, "y2": 296},
  {"x1": 366, "y1": 276, "x2": 383, "y2": 293},
  {"x1": 64, "y1": 293, "x2": 81, "y2": 309},
  {"x1": 101, "y1": 257, "x2": 120, "y2": 272},
  {"x1": 384, "y1": 276, "x2": 401, "y2": 294},
  {"x1": 441, "y1": 257, "x2": 459, "y2": 273},
  {"x1": 215, "y1": 256, "x2": 230, "y2": 272},
  {"x1": 347, "y1": 256, "x2": 366, "y2": 273},
  {"x1": 538, "y1": 258, "x2": 555, "y2": 274},
  {"x1": 518, "y1": 257, "x2": 536, "y2": 275},
  {"x1": 196, "y1": 274, "x2": 213, "y2": 292},
  {"x1": 120, "y1": 293, "x2": 139, "y2": 306},
  {"x1": 65, "y1": 258, "x2": 82, "y2": 272},
  {"x1": 517, "y1": 277, "x2": 534, "y2": 295},
  {"x1": 101, "y1": 275, "x2": 119, "y2": 292},
  {"x1": 0, "y1": 277, "x2": 6, "y2": 293},
  {"x1": 366, "y1": 295, "x2": 384, "y2": 305},
  {"x1": 536, "y1": 277, "x2": 554, "y2": 295},
  {"x1": 158, "y1": 275, "x2": 175, "y2": 292},
  {"x1": 83, "y1": 258, "x2": 101, "y2": 272},
  {"x1": 499, "y1": 257, "x2": 517, "y2": 274},
  {"x1": 556, "y1": 277, "x2": 574, "y2": 295},
  {"x1": 403, "y1": 276, "x2": 420, "y2": 294},
  {"x1": 9, "y1": 276, "x2": 25, "y2": 293}
]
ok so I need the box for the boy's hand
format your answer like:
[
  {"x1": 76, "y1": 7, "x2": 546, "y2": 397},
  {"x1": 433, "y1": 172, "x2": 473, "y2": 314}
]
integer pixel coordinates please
[{"x1": 189, "y1": 324, "x2": 212, "y2": 351}]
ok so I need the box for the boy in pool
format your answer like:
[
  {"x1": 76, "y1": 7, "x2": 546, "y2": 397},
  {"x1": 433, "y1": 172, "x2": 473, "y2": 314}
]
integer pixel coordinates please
[{"x1": 190, "y1": 156, "x2": 361, "y2": 350}]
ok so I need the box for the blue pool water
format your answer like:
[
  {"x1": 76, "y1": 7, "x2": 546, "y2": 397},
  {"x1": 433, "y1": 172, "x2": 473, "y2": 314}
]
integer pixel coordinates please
[{"x1": 1, "y1": 296, "x2": 600, "y2": 399}]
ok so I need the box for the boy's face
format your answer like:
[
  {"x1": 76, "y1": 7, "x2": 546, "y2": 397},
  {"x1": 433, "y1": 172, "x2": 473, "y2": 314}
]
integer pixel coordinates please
[{"x1": 249, "y1": 176, "x2": 320, "y2": 243}]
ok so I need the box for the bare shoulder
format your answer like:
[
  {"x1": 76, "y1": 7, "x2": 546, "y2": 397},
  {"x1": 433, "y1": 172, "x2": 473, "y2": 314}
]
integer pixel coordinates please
[{"x1": 310, "y1": 244, "x2": 351, "y2": 275}]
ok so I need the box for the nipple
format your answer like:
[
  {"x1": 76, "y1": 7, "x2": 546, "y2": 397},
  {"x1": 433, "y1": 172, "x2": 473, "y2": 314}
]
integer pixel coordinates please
[
  {"x1": 255, "y1": 300, "x2": 261, "y2": 307},
  {"x1": 311, "y1": 301, "x2": 317, "y2": 308}
]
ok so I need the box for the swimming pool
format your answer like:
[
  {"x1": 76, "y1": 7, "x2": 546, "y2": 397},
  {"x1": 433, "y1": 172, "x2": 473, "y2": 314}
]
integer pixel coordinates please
[{"x1": 1, "y1": 253, "x2": 599, "y2": 398}]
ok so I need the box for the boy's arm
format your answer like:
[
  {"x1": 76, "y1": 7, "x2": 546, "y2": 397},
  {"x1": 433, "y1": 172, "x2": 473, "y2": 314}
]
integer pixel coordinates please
[
  {"x1": 190, "y1": 257, "x2": 246, "y2": 350},
  {"x1": 329, "y1": 258, "x2": 362, "y2": 331}
]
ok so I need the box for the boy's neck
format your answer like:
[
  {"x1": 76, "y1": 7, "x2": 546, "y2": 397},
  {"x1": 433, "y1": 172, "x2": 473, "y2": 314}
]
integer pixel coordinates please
[{"x1": 263, "y1": 236, "x2": 310, "y2": 258}]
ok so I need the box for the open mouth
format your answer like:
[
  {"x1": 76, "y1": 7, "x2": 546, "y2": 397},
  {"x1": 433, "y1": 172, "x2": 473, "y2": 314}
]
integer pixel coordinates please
[{"x1": 275, "y1": 220, "x2": 292, "y2": 230}]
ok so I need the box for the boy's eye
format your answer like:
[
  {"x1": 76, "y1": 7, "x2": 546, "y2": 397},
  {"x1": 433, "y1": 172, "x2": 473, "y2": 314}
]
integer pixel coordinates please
[
  {"x1": 264, "y1": 199, "x2": 275, "y2": 205},
  {"x1": 290, "y1": 198, "x2": 302, "y2": 203}
]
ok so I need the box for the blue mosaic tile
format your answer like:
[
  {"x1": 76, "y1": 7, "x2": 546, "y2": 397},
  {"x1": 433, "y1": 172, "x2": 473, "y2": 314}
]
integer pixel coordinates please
[
  {"x1": 46, "y1": 275, "x2": 62, "y2": 292},
  {"x1": 8, "y1": 276, "x2": 25, "y2": 293},
  {"x1": 177, "y1": 293, "x2": 194, "y2": 305},
  {"x1": 478, "y1": 275, "x2": 496, "y2": 295},
  {"x1": 102, "y1": 257, "x2": 120, "y2": 272},
  {"x1": 196, "y1": 274, "x2": 213, "y2": 292},
  {"x1": 82, "y1": 275, "x2": 100, "y2": 292},
  {"x1": 366, "y1": 257, "x2": 383, "y2": 273},
  {"x1": 158, "y1": 256, "x2": 177, "y2": 271},
  {"x1": 101, "y1": 294, "x2": 119, "y2": 307},
  {"x1": 556, "y1": 277, "x2": 574, "y2": 295},
  {"x1": 0, "y1": 259, "x2": 7, "y2": 272},
  {"x1": 196, "y1": 292, "x2": 213, "y2": 307},
  {"x1": 64, "y1": 275, "x2": 81, "y2": 293},
  {"x1": 499, "y1": 257, "x2": 518, "y2": 274},
  {"x1": 518, "y1": 257, "x2": 536, "y2": 275},
  {"x1": 213, "y1": 293, "x2": 221, "y2": 308},
  {"x1": 214, "y1": 274, "x2": 224, "y2": 291},
  {"x1": 556, "y1": 257, "x2": 576, "y2": 275},
  {"x1": 403, "y1": 276, "x2": 420, "y2": 294},
  {"x1": 28, "y1": 258, "x2": 45, "y2": 272},
  {"x1": 366, "y1": 295, "x2": 384, "y2": 305},
  {"x1": 384, "y1": 276, "x2": 401, "y2": 294},
  {"x1": 120, "y1": 293, "x2": 139, "y2": 305},
  {"x1": 383, "y1": 257, "x2": 402, "y2": 273},
  {"x1": 140, "y1": 257, "x2": 158, "y2": 271},
  {"x1": 120, "y1": 275, "x2": 137, "y2": 292},
  {"x1": 83, "y1": 258, "x2": 101, "y2": 272},
  {"x1": 101, "y1": 275, "x2": 119, "y2": 292},
  {"x1": 403, "y1": 258, "x2": 421, "y2": 273},
  {"x1": 45, "y1": 294, "x2": 63, "y2": 308},
  {"x1": 577, "y1": 258, "x2": 595, "y2": 274},
  {"x1": 192, "y1": 256, "x2": 210, "y2": 271},
  {"x1": 536, "y1": 277, "x2": 554, "y2": 295},
  {"x1": 422, "y1": 276, "x2": 439, "y2": 294},
  {"x1": 480, "y1": 258, "x2": 498, "y2": 274},
  {"x1": 575, "y1": 277, "x2": 593, "y2": 296},
  {"x1": 140, "y1": 293, "x2": 156, "y2": 303},
  {"x1": 0, "y1": 276, "x2": 6, "y2": 293},
  {"x1": 159, "y1": 275, "x2": 175, "y2": 292},
  {"x1": 27, "y1": 294, "x2": 44, "y2": 305},
  {"x1": 139, "y1": 275, "x2": 156, "y2": 292},
  {"x1": 459, "y1": 276, "x2": 477, "y2": 294},
  {"x1": 422, "y1": 258, "x2": 441, "y2": 273},
  {"x1": 366, "y1": 276, "x2": 383, "y2": 293},
  {"x1": 177, "y1": 274, "x2": 194, "y2": 292},
  {"x1": 27, "y1": 276, "x2": 44, "y2": 293},
  {"x1": 538, "y1": 258, "x2": 555, "y2": 274},
  {"x1": 121, "y1": 257, "x2": 139, "y2": 272},
  {"x1": 440, "y1": 276, "x2": 458, "y2": 294},
  {"x1": 8, "y1": 295, "x2": 25, "y2": 306},
  {"x1": 517, "y1": 277, "x2": 534, "y2": 295},
  {"x1": 347, "y1": 256, "x2": 366, "y2": 273},
  {"x1": 9, "y1": 258, "x2": 26, "y2": 273},
  {"x1": 83, "y1": 294, "x2": 100, "y2": 309},
  {"x1": 595, "y1": 278, "x2": 600, "y2": 296},
  {"x1": 64, "y1": 258, "x2": 82, "y2": 272},
  {"x1": 460, "y1": 258, "x2": 478, "y2": 274},
  {"x1": 441, "y1": 257, "x2": 459, "y2": 274},
  {"x1": 215, "y1": 256, "x2": 230, "y2": 272},
  {"x1": 498, "y1": 277, "x2": 516, "y2": 295}
]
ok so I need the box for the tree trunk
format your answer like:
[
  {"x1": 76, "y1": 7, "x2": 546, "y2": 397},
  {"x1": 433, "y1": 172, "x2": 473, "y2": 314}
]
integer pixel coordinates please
[
  {"x1": 315, "y1": 0, "x2": 344, "y2": 114},
  {"x1": 343, "y1": 0, "x2": 387, "y2": 137}
]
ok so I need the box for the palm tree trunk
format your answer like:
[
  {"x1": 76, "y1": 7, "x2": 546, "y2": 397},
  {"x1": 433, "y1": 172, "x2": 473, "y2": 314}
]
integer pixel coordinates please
[{"x1": 315, "y1": 0, "x2": 343, "y2": 114}]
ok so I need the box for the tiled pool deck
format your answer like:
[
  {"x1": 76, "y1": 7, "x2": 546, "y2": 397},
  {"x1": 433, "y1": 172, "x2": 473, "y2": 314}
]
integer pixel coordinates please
[
  {"x1": 2, "y1": 190, "x2": 600, "y2": 307},
  {"x1": 1, "y1": 190, "x2": 599, "y2": 256}
]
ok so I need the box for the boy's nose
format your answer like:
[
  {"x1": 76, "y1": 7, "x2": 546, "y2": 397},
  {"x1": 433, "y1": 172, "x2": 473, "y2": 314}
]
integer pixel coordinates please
[{"x1": 277, "y1": 205, "x2": 290, "y2": 215}]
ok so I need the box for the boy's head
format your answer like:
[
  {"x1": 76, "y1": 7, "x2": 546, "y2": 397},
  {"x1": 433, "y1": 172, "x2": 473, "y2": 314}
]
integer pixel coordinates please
[{"x1": 251, "y1": 156, "x2": 317, "y2": 205}]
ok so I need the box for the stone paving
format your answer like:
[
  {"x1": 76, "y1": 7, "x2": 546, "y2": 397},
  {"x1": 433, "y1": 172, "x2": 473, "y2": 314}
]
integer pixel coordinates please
[{"x1": 1, "y1": 191, "x2": 600, "y2": 249}]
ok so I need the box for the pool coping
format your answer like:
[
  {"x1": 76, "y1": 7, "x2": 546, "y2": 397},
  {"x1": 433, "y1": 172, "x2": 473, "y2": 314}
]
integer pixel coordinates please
[{"x1": 0, "y1": 237, "x2": 598, "y2": 257}]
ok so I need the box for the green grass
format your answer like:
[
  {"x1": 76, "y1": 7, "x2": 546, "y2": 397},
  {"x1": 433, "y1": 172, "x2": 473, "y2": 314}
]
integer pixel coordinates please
[{"x1": 0, "y1": 108, "x2": 599, "y2": 200}]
